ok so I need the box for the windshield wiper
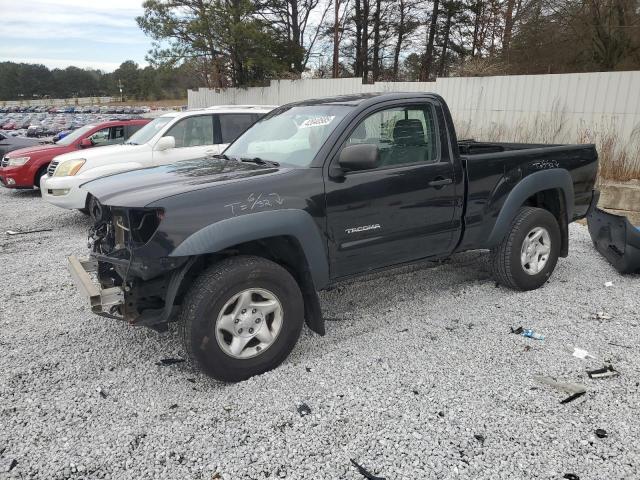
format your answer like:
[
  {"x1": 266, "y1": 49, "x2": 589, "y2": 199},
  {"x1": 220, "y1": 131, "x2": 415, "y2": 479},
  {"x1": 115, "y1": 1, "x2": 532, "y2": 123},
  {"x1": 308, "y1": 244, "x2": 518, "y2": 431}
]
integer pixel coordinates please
[
  {"x1": 211, "y1": 153, "x2": 233, "y2": 160},
  {"x1": 240, "y1": 157, "x2": 280, "y2": 167},
  {"x1": 124, "y1": 141, "x2": 138, "y2": 145}
]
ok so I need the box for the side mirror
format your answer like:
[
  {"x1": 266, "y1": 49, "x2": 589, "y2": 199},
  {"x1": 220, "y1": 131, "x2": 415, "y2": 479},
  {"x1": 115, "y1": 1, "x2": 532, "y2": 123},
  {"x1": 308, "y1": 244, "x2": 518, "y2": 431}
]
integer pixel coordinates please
[
  {"x1": 79, "y1": 138, "x2": 93, "y2": 148},
  {"x1": 155, "y1": 136, "x2": 175, "y2": 151},
  {"x1": 338, "y1": 144, "x2": 380, "y2": 171}
]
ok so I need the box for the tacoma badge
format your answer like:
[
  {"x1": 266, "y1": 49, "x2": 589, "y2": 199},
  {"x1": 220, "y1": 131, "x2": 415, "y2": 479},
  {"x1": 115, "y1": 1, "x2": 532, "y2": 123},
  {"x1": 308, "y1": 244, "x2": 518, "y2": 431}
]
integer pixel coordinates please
[{"x1": 345, "y1": 224, "x2": 381, "y2": 234}]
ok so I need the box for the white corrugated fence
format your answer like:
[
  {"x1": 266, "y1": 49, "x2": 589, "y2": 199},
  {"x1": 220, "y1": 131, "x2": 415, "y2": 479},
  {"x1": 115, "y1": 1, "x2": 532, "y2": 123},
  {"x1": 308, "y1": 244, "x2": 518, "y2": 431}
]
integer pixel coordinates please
[{"x1": 188, "y1": 72, "x2": 640, "y2": 147}]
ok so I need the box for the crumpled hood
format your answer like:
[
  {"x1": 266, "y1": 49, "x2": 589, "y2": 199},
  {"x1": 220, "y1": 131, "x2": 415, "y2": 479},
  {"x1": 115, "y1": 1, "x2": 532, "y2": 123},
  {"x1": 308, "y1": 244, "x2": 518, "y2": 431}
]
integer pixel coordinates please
[{"x1": 82, "y1": 158, "x2": 289, "y2": 207}]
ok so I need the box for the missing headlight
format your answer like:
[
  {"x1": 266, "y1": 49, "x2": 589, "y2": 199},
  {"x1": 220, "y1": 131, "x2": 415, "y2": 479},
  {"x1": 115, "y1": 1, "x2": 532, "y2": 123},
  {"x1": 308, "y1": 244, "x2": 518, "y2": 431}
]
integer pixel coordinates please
[{"x1": 129, "y1": 209, "x2": 163, "y2": 244}]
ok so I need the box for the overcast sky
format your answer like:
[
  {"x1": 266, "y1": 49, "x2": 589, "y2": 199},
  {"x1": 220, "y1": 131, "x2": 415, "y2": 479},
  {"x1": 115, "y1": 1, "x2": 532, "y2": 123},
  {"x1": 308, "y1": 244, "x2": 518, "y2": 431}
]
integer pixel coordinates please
[{"x1": 0, "y1": 0, "x2": 152, "y2": 71}]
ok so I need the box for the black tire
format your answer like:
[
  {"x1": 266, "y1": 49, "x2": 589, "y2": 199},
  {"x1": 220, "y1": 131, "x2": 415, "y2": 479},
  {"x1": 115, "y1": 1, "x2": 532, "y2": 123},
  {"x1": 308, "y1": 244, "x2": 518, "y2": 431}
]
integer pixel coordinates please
[
  {"x1": 490, "y1": 207, "x2": 561, "y2": 291},
  {"x1": 35, "y1": 165, "x2": 48, "y2": 189},
  {"x1": 178, "y1": 255, "x2": 304, "y2": 382}
]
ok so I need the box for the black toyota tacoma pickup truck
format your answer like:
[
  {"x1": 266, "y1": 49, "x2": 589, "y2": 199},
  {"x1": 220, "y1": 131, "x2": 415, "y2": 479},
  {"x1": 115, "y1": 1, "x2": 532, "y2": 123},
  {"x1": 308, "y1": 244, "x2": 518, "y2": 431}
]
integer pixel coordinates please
[{"x1": 69, "y1": 93, "x2": 599, "y2": 381}]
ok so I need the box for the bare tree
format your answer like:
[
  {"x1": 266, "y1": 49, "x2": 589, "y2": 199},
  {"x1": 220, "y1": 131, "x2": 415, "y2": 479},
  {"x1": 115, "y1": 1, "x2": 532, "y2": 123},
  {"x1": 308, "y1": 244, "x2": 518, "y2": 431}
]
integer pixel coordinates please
[{"x1": 420, "y1": 0, "x2": 440, "y2": 80}]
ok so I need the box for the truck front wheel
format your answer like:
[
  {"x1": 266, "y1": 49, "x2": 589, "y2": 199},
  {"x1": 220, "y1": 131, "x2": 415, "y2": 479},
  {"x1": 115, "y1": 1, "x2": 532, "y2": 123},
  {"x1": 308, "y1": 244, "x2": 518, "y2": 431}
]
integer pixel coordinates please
[
  {"x1": 178, "y1": 255, "x2": 304, "y2": 382},
  {"x1": 491, "y1": 207, "x2": 561, "y2": 291}
]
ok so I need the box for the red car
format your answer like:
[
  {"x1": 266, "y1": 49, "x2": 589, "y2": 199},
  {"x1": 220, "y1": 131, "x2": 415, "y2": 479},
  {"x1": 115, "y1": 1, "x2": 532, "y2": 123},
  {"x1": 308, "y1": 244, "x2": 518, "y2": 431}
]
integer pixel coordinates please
[{"x1": 0, "y1": 118, "x2": 150, "y2": 189}]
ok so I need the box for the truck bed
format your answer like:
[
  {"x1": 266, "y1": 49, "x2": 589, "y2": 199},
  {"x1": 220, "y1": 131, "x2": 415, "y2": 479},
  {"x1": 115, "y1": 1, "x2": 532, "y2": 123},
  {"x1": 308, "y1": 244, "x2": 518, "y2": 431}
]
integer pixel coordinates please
[{"x1": 456, "y1": 140, "x2": 599, "y2": 252}]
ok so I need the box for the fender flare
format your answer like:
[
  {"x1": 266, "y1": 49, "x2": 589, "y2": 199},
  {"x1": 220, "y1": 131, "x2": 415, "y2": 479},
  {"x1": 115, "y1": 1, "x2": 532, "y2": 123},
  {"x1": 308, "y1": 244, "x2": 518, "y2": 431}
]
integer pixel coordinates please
[
  {"x1": 169, "y1": 209, "x2": 330, "y2": 289},
  {"x1": 486, "y1": 169, "x2": 574, "y2": 247}
]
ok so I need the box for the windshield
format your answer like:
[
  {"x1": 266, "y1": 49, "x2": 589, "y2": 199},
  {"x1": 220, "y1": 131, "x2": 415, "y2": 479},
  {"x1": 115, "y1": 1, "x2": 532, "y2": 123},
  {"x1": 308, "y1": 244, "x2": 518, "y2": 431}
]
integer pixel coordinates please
[
  {"x1": 125, "y1": 116, "x2": 173, "y2": 145},
  {"x1": 56, "y1": 125, "x2": 95, "y2": 146},
  {"x1": 224, "y1": 105, "x2": 352, "y2": 167}
]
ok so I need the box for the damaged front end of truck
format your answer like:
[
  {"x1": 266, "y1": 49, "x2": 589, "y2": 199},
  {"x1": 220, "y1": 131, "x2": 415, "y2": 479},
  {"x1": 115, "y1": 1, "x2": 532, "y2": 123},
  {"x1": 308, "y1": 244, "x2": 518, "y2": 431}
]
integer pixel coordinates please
[{"x1": 67, "y1": 205, "x2": 193, "y2": 331}]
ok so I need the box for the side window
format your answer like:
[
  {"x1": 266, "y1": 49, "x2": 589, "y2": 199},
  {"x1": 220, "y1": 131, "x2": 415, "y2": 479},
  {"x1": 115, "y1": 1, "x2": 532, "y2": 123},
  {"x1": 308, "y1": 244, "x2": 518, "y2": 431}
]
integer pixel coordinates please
[
  {"x1": 89, "y1": 127, "x2": 110, "y2": 146},
  {"x1": 219, "y1": 114, "x2": 257, "y2": 144},
  {"x1": 125, "y1": 124, "x2": 144, "y2": 139},
  {"x1": 110, "y1": 126, "x2": 125, "y2": 142},
  {"x1": 344, "y1": 104, "x2": 439, "y2": 168},
  {"x1": 165, "y1": 115, "x2": 214, "y2": 148}
]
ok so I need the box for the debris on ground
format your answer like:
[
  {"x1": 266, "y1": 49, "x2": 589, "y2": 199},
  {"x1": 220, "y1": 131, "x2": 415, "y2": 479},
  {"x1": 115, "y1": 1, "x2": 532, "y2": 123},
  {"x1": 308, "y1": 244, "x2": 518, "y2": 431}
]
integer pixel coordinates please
[
  {"x1": 534, "y1": 376, "x2": 587, "y2": 404},
  {"x1": 96, "y1": 387, "x2": 108, "y2": 399},
  {"x1": 5, "y1": 228, "x2": 53, "y2": 236},
  {"x1": 297, "y1": 403, "x2": 312, "y2": 417},
  {"x1": 474, "y1": 434, "x2": 485, "y2": 444},
  {"x1": 0, "y1": 457, "x2": 17, "y2": 472},
  {"x1": 592, "y1": 311, "x2": 613, "y2": 320},
  {"x1": 587, "y1": 365, "x2": 619, "y2": 379},
  {"x1": 156, "y1": 358, "x2": 186, "y2": 366},
  {"x1": 595, "y1": 428, "x2": 608, "y2": 438},
  {"x1": 350, "y1": 459, "x2": 386, "y2": 480},
  {"x1": 511, "y1": 326, "x2": 544, "y2": 340},
  {"x1": 570, "y1": 347, "x2": 596, "y2": 360},
  {"x1": 563, "y1": 474, "x2": 580, "y2": 480},
  {"x1": 604, "y1": 281, "x2": 614, "y2": 287},
  {"x1": 560, "y1": 391, "x2": 586, "y2": 404},
  {"x1": 169, "y1": 404, "x2": 178, "y2": 409},
  {"x1": 305, "y1": 367, "x2": 312, "y2": 372}
]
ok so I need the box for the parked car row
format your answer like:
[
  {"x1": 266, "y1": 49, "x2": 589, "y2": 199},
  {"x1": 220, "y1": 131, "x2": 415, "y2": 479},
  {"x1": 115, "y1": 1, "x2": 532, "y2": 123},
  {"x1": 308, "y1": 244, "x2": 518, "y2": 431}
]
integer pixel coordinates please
[
  {"x1": 2, "y1": 94, "x2": 601, "y2": 384},
  {"x1": 1, "y1": 105, "x2": 270, "y2": 200},
  {"x1": 1, "y1": 112, "x2": 146, "y2": 138},
  {"x1": 0, "y1": 105, "x2": 153, "y2": 114},
  {"x1": 0, "y1": 118, "x2": 151, "y2": 189}
]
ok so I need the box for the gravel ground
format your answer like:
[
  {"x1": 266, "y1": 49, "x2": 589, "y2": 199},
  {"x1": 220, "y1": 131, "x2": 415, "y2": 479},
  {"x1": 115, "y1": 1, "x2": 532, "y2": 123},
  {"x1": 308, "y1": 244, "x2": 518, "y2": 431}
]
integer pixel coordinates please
[{"x1": 1, "y1": 186, "x2": 639, "y2": 480}]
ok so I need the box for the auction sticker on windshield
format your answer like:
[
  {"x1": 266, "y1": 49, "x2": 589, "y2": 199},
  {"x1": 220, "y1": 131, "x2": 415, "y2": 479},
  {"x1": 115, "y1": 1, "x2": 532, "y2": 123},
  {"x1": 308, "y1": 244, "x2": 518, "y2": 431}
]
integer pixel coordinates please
[{"x1": 300, "y1": 116, "x2": 335, "y2": 128}]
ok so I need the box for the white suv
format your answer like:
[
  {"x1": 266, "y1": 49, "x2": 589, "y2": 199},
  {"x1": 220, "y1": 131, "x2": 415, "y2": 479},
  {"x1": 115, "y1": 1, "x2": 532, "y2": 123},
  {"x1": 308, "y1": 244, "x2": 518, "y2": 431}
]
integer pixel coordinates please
[{"x1": 41, "y1": 105, "x2": 274, "y2": 212}]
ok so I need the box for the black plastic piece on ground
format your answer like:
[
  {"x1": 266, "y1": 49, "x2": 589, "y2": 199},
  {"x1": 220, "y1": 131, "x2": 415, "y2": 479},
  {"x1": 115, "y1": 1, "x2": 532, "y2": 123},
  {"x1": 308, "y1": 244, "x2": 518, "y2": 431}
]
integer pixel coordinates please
[
  {"x1": 297, "y1": 403, "x2": 312, "y2": 417},
  {"x1": 560, "y1": 391, "x2": 586, "y2": 404},
  {"x1": 511, "y1": 326, "x2": 524, "y2": 334},
  {"x1": 587, "y1": 365, "x2": 619, "y2": 379},
  {"x1": 156, "y1": 358, "x2": 186, "y2": 366},
  {"x1": 350, "y1": 459, "x2": 386, "y2": 480},
  {"x1": 595, "y1": 428, "x2": 608, "y2": 438},
  {"x1": 563, "y1": 474, "x2": 580, "y2": 480},
  {"x1": 587, "y1": 206, "x2": 640, "y2": 274}
]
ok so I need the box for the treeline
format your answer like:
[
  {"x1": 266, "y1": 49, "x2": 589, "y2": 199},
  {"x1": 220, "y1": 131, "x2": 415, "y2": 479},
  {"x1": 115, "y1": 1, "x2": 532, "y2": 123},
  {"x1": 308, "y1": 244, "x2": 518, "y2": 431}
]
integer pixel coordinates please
[
  {"x1": 137, "y1": 0, "x2": 640, "y2": 87},
  {"x1": 4, "y1": 0, "x2": 639, "y2": 100},
  {"x1": 0, "y1": 61, "x2": 200, "y2": 101}
]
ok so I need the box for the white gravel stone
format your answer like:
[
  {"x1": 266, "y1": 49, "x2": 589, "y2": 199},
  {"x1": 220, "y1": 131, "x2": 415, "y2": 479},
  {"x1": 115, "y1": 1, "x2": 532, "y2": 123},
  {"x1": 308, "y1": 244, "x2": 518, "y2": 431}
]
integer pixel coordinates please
[{"x1": 1, "y1": 187, "x2": 639, "y2": 479}]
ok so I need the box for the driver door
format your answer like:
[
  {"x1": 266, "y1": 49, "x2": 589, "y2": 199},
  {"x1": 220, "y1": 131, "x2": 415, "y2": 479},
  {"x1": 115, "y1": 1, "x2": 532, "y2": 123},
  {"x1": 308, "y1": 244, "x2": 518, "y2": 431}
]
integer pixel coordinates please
[{"x1": 325, "y1": 102, "x2": 460, "y2": 278}]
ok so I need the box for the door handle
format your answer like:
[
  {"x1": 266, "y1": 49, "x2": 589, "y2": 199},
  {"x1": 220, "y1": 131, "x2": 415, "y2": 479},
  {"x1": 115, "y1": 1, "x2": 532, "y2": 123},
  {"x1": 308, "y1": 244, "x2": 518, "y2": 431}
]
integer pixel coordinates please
[{"x1": 428, "y1": 177, "x2": 453, "y2": 187}]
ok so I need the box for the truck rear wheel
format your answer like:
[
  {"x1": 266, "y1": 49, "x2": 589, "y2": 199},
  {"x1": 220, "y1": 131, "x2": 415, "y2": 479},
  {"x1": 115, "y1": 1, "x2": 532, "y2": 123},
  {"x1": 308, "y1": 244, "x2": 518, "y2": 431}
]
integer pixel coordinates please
[
  {"x1": 178, "y1": 255, "x2": 304, "y2": 382},
  {"x1": 491, "y1": 207, "x2": 561, "y2": 291}
]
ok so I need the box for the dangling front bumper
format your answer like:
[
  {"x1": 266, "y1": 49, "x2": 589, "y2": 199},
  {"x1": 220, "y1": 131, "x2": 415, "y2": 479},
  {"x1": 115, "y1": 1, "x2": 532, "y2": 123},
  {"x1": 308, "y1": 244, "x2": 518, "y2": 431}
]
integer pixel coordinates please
[{"x1": 587, "y1": 197, "x2": 640, "y2": 274}]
